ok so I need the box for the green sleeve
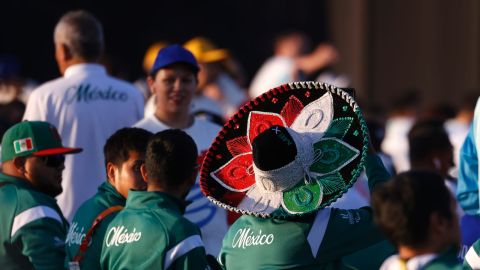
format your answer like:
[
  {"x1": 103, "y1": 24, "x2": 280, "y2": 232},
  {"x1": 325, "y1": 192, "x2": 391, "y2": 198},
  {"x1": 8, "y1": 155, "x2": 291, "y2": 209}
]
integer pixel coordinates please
[
  {"x1": 166, "y1": 221, "x2": 209, "y2": 270},
  {"x1": 218, "y1": 252, "x2": 227, "y2": 270},
  {"x1": 316, "y1": 207, "x2": 385, "y2": 262},
  {"x1": 365, "y1": 154, "x2": 391, "y2": 192},
  {"x1": 12, "y1": 218, "x2": 67, "y2": 270},
  {"x1": 464, "y1": 240, "x2": 480, "y2": 269}
]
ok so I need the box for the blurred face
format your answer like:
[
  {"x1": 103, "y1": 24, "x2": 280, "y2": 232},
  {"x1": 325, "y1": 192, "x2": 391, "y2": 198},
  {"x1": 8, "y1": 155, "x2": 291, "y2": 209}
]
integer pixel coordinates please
[
  {"x1": 197, "y1": 62, "x2": 222, "y2": 90},
  {"x1": 429, "y1": 193, "x2": 461, "y2": 253},
  {"x1": 149, "y1": 63, "x2": 197, "y2": 116},
  {"x1": 110, "y1": 151, "x2": 146, "y2": 198},
  {"x1": 24, "y1": 154, "x2": 65, "y2": 197}
]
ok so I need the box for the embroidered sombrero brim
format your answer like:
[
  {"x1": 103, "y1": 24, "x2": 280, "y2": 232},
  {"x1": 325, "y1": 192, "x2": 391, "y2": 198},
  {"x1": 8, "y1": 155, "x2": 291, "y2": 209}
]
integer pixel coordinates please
[{"x1": 200, "y1": 81, "x2": 369, "y2": 218}]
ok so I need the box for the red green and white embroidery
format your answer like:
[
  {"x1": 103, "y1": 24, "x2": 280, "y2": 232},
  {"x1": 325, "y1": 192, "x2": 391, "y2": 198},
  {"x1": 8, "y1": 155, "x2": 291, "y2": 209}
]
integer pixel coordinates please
[
  {"x1": 210, "y1": 92, "x2": 359, "y2": 216},
  {"x1": 201, "y1": 81, "x2": 369, "y2": 218}
]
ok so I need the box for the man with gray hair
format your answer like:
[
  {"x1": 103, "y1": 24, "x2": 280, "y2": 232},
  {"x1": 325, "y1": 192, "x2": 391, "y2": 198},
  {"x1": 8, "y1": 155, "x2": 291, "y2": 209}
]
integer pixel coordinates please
[{"x1": 23, "y1": 10, "x2": 144, "y2": 220}]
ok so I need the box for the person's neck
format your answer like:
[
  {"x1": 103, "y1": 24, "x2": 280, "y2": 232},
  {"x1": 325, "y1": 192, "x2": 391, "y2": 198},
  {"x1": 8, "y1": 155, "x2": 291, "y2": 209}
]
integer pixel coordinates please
[
  {"x1": 154, "y1": 110, "x2": 193, "y2": 129},
  {"x1": 456, "y1": 110, "x2": 473, "y2": 124},
  {"x1": 398, "y1": 245, "x2": 436, "y2": 261},
  {"x1": 60, "y1": 58, "x2": 95, "y2": 75},
  {"x1": 1, "y1": 163, "x2": 24, "y2": 179},
  {"x1": 147, "y1": 185, "x2": 184, "y2": 200},
  {"x1": 410, "y1": 163, "x2": 448, "y2": 179}
]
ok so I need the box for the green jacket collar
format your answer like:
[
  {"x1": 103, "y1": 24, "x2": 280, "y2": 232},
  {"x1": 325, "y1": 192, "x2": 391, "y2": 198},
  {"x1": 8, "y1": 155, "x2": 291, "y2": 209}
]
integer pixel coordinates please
[
  {"x1": 99, "y1": 181, "x2": 126, "y2": 205},
  {"x1": 126, "y1": 190, "x2": 189, "y2": 214},
  {"x1": 0, "y1": 172, "x2": 35, "y2": 190}
]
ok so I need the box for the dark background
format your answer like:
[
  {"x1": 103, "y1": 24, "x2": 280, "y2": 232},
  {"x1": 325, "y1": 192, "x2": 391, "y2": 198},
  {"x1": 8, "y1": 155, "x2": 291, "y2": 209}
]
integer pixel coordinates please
[{"x1": 0, "y1": 0, "x2": 328, "y2": 84}]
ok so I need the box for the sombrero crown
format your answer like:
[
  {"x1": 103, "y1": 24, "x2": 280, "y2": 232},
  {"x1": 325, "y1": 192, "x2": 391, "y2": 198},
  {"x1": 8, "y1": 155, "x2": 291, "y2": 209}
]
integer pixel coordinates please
[{"x1": 200, "y1": 81, "x2": 368, "y2": 218}]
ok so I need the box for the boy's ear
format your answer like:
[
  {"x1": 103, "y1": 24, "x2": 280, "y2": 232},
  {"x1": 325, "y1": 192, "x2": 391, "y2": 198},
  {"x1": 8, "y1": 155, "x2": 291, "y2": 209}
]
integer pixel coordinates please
[
  {"x1": 147, "y1": 76, "x2": 156, "y2": 95},
  {"x1": 55, "y1": 42, "x2": 73, "y2": 62},
  {"x1": 12, "y1": 157, "x2": 27, "y2": 173},
  {"x1": 106, "y1": 162, "x2": 116, "y2": 184},
  {"x1": 140, "y1": 163, "x2": 148, "y2": 183}
]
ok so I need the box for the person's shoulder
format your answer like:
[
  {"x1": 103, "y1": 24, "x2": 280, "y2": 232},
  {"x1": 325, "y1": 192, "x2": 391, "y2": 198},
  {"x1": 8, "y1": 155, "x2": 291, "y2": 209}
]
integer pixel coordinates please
[
  {"x1": 3, "y1": 185, "x2": 65, "y2": 233},
  {"x1": 102, "y1": 207, "x2": 133, "y2": 233},
  {"x1": 227, "y1": 214, "x2": 265, "y2": 231},
  {"x1": 167, "y1": 214, "x2": 202, "y2": 239},
  {"x1": 72, "y1": 192, "x2": 111, "y2": 222},
  {"x1": 12, "y1": 185, "x2": 59, "y2": 211},
  {"x1": 193, "y1": 116, "x2": 222, "y2": 130},
  {"x1": 425, "y1": 256, "x2": 463, "y2": 270},
  {"x1": 133, "y1": 115, "x2": 161, "y2": 132},
  {"x1": 268, "y1": 56, "x2": 295, "y2": 66},
  {"x1": 378, "y1": 254, "x2": 399, "y2": 270},
  {"x1": 0, "y1": 183, "x2": 20, "y2": 210},
  {"x1": 132, "y1": 116, "x2": 151, "y2": 127},
  {"x1": 29, "y1": 77, "x2": 66, "y2": 97}
]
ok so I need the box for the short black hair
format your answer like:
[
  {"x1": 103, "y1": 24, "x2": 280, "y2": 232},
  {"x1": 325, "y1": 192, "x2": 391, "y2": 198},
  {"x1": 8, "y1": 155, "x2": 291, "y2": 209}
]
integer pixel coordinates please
[
  {"x1": 145, "y1": 129, "x2": 198, "y2": 188},
  {"x1": 371, "y1": 170, "x2": 454, "y2": 248},
  {"x1": 103, "y1": 128, "x2": 153, "y2": 168},
  {"x1": 408, "y1": 119, "x2": 451, "y2": 164}
]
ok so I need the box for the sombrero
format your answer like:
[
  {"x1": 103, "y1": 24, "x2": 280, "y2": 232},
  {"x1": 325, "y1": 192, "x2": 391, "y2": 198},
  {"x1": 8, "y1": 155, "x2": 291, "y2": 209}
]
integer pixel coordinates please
[{"x1": 200, "y1": 81, "x2": 368, "y2": 218}]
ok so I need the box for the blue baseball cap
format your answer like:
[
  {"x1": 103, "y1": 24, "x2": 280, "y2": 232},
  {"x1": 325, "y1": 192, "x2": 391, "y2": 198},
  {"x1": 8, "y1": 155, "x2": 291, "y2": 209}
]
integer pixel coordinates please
[{"x1": 150, "y1": 44, "x2": 199, "y2": 76}]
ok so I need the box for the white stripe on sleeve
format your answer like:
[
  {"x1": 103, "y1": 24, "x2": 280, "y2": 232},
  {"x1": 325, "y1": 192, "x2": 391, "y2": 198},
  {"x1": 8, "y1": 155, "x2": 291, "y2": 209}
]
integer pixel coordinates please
[
  {"x1": 307, "y1": 208, "x2": 331, "y2": 257},
  {"x1": 163, "y1": 235, "x2": 204, "y2": 269},
  {"x1": 11, "y1": 205, "x2": 62, "y2": 237},
  {"x1": 465, "y1": 246, "x2": 480, "y2": 269}
]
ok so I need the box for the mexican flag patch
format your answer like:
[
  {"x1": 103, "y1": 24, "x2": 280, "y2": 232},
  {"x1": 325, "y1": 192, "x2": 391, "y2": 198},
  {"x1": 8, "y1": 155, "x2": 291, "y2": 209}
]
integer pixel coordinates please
[{"x1": 14, "y1": 138, "x2": 33, "y2": 154}]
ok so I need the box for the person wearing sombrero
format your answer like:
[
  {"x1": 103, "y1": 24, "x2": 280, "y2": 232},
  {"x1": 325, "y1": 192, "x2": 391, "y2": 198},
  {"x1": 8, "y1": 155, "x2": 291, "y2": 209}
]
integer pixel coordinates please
[{"x1": 200, "y1": 81, "x2": 392, "y2": 269}]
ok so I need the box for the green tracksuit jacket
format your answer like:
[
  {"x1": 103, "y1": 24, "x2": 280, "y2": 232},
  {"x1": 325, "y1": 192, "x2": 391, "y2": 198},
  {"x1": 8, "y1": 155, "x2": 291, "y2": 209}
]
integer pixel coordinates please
[
  {"x1": 219, "y1": 154, "x2": 391, "y2": 270},
  {"x1": 100, "y1": 190, "x2": 209, "y2": 270},
  {"x1": 0, "y1": 173, "x2": 69, "y2": 270},
  {"x1": 65, "y1": 182, "x2": 125, "y2": 269},
  {"x1": 465, "y1": 239, "x2": 480, "y2": 269},
  {"x1": 381, "y1": 246, "x2": 462, "y2": 270}
]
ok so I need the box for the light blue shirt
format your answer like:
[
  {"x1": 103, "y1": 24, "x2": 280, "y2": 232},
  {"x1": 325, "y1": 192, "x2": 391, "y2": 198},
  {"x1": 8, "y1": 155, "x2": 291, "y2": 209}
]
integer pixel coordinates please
[{"x1": 457, "y1": 97, "x2": 480, "y2": 215}]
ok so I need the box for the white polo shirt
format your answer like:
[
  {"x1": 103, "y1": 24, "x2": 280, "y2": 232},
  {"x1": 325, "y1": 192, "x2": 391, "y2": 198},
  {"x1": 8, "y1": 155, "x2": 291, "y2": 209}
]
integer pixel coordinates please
[{"x1": 23, "y1": 63, "x2": 144, "y2": 220}]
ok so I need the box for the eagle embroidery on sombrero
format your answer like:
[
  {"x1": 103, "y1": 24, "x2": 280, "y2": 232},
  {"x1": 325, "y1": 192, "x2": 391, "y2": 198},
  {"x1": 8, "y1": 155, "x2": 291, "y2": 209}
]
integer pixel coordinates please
[{"x1": 200, "y1": 81, "x2": 368, "y2": 218}]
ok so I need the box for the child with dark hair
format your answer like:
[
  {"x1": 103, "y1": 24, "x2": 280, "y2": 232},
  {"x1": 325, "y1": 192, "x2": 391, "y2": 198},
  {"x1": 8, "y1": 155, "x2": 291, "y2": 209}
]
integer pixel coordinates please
[
  {"x1": 101, "y1": 129, "x2": 211, "y2": 270},
  {"x1": 143, "y1": 129, "x2": 198, "y2": 193},
  {"x1": 66, "y1": 127, "x2": 152, "y2": 269},
  {"x1": 372, "y1": 170, "x2": 461, "y2": 269},
  {"x1": 407, "y1": 119, "x2": 463, "y2": 219}
]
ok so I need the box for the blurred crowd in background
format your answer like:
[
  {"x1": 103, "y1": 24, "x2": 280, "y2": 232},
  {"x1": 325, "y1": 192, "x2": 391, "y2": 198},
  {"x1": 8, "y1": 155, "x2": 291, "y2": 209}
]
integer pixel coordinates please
[{"x1": 1, "y1": 3, "x2": 480, "y2": 269}]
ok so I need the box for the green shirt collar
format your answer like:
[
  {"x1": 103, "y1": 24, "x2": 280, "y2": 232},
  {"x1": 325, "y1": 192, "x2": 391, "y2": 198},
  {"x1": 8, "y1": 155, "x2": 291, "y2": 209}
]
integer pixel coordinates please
[
  {"x1": 126, "y1": 190, "x2": 189, "y2": 214},
  {"x1": 0, "y1": 172, "x2": 35, "y2": 190},
  {"x1": 98, "y1": 181, "x2": 126, "y2": 205}
]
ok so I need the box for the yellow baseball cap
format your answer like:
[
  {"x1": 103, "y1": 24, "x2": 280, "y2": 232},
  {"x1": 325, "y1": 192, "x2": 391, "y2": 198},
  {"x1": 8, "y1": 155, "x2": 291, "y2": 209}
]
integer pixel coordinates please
[
  {"x1": 184, "y1": 37, "x2": 228, "y2": 63},
  {"x1": 143, "y1": 41, "x2": 168, "y2": 73}
]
